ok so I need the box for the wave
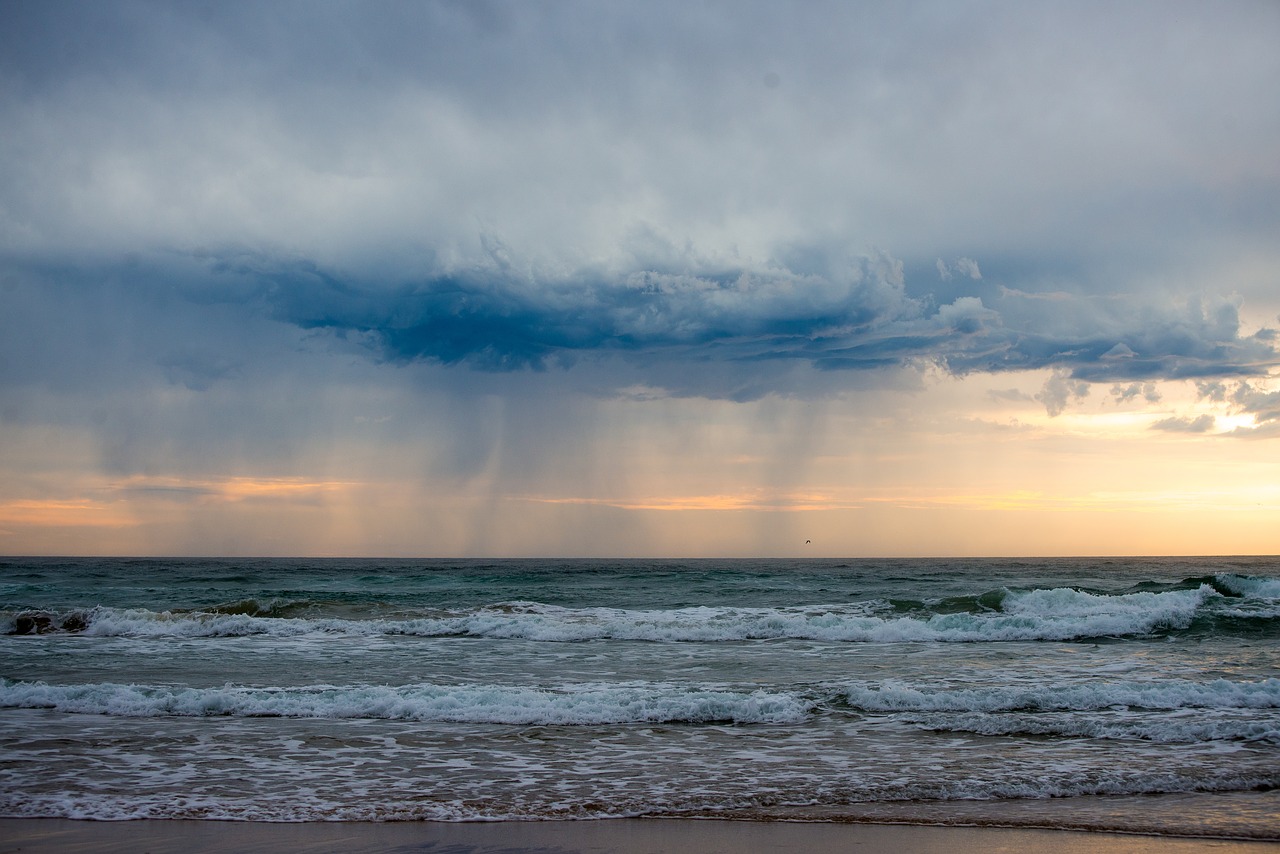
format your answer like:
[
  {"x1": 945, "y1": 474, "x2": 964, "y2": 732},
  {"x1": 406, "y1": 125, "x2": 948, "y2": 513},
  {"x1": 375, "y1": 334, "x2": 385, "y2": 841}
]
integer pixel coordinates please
[
  {"x1": 5, "y1": 676, "x2": 1277, "y2": 731},
  {"x1": 840, "y1": 677, "x2": 1280, "y2": 713},
  {"x1": 1198, "y1": 573, "x2": 1280, "y2": 599},
  {"x1": 200, "y1": 598, "x2": 328, "y2": 619},
  {"x1": 5, "y1": 574, "x2": 1276, "y2": 642},
  {"x1": 841, "y1": 678, "x2": 1280, "y2": 744},
  {"x1": 0, "y1": 679, "x2": 808, "y2": 725}
]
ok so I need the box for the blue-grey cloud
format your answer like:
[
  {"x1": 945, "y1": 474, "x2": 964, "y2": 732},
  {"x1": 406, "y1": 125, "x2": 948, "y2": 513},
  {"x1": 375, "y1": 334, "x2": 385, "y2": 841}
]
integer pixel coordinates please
[
  {"x1": 1195, "y1": 380, "x2": 1230, "y2": 403},
  {"x1": 3, "y1": 242, "x2": 1277, "y2": 420},
  {"x1": 1111, "y1": 382, "x2": 1161, "y2": 405},
  {"x1": 1231, "y1": 381, "x2": 1280, "y2": 424},
  {"x1": 185, "y1": 250, "x2": 1280, "y2": 400},
  {"x1": 1034, "y1": 370, "x2": 1090, "y2": 418},
  {"x1": 1150, "y1": 415, "x2": 1215, "y2": 434},
  {"x1": 1193, "y1": 379, "x2": 1280, "y2": 428}
]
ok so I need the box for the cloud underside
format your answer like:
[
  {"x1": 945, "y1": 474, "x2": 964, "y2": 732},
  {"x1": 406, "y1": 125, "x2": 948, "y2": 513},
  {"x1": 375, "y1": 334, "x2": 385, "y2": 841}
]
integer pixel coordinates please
[{"x1": 227, "y1": 252, "x2": 1278, "y2": 396}]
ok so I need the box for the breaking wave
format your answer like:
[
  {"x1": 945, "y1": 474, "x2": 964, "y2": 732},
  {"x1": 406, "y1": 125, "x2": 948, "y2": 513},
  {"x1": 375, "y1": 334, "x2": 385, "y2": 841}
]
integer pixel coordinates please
[
  {"x1": 5, "y1": 675, "x2": 1277, "y2": 734},
  {"x1": 0, "y1": 679, "x2": 808, "y2": 725},
  {"x1": 4, "y1": 574, "x2": 1277, "y2": 642}
]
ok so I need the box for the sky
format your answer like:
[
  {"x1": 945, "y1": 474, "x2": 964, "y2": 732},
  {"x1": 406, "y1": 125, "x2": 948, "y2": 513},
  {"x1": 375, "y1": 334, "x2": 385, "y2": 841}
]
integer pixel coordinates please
[{"x1": 1, "y1": 0, "x2": 1278, "y2": 557}]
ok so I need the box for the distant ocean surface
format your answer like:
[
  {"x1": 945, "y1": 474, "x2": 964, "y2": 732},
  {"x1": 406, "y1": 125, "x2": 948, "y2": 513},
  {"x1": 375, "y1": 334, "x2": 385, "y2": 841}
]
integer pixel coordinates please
[{"x1": 2, "y1": 556, "x2": 1278, "y2": 839}]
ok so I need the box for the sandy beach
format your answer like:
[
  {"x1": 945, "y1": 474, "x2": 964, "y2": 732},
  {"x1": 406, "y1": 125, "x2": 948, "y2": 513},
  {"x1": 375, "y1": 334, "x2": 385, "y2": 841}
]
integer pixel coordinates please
[{"x1": 1, "y1": 819, "x2": 1278, "y2": 854}]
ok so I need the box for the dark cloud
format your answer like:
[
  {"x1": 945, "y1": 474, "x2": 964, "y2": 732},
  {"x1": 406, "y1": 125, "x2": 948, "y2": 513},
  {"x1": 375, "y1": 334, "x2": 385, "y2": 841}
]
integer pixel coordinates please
[
  {"x1": 4, "y1": 243, "x2": 1277, "y2": 421},
  {"x1": 209, "y1": 250, "x2": 939, "y2": 383},
  {"x1": 180, "y1": 251, "x2": 1280, "y2": 401}
]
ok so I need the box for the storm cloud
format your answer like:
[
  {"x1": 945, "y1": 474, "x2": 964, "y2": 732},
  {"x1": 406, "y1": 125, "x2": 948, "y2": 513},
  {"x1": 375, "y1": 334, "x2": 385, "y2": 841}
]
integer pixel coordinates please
[
  {"x1": 5, "y1": 2, "x2": 1278, "y2": 382},
  {"x1": 12, "y1": 245, "x2": 1273, "y2": 409}
]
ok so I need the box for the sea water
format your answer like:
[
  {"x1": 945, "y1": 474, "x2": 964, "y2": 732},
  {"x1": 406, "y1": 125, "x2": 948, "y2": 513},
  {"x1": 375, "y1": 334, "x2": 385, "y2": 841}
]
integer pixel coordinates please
[{"x1": 1, "y1": 556, "x2": 1277, "y2": 838}]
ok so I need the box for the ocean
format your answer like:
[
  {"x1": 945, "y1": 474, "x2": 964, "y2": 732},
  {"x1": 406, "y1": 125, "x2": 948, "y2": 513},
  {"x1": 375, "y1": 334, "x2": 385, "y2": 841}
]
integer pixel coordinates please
[{"x1": 1, "y1": 556, "x2": 1277, "y2": 839}]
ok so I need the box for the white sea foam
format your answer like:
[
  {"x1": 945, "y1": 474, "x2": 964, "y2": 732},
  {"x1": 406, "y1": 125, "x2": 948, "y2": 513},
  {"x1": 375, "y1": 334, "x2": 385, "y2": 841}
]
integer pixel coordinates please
[
  {"x1": 7, "y1": 583, "x2": 1251, "y2": 642},
  {"x1": 0, "y1": 679, "x2": 809, "y2": 725},
  {"x1": 3, "y1": 769, "x2": 1277, "y2": 824},
  {"x1": 997, "y1": 585, "x2": 1211, "y2": 635}
]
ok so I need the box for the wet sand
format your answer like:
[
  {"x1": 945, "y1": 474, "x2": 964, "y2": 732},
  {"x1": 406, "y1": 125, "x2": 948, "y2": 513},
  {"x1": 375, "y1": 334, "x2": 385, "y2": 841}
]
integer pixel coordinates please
[{"x1": 1, "y1": 819, "x2": 1277, "y2": 854}]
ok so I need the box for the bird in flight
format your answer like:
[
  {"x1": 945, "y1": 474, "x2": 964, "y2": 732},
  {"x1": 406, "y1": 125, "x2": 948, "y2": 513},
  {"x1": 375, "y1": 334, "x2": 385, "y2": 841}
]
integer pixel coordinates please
[{"x1": 805, "y1": 540, "x2": 811, "y2": 544}]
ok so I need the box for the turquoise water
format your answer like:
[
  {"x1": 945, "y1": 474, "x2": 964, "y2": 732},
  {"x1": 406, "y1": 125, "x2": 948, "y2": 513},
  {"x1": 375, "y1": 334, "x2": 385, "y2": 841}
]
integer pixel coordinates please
[{"x1": 1, "y1": 557, "x2": 1278, "y2": 837}]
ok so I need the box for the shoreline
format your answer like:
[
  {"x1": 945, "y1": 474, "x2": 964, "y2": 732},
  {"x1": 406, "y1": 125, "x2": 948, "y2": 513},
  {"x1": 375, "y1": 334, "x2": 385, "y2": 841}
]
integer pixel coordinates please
[{"x1": 2, "y1": 818, "x2": 1279, "y2": 854}]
